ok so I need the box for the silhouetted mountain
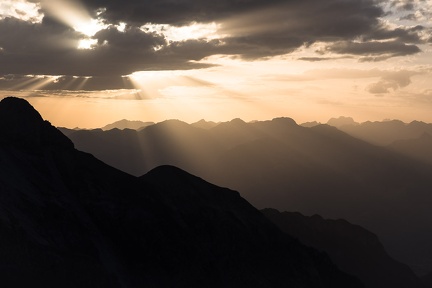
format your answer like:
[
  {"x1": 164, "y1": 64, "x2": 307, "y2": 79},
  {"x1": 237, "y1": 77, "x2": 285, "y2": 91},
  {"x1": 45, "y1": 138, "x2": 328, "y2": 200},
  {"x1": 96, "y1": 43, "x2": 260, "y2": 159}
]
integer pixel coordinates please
[
  {"x1": 328, "y1": 119, "x2": 432, "y2": 146},
  {"x1": 62, "y1": 117, "x2": 432, "y2": 274},
  {"x1": 58, "y1": 127, "x2": 81, "y2": 137},
  {"x1": 388, "y1": 133, "x2": 432, "y2": 165},
  {"x1": 301, "y1": 121, "x2": 321, "y2": 128},
  {"x1": 0, "y1": 97, "x2": 362, "y2": 287},
  {"x1": 327, "y1": 116, "x2": 358, "y2": 128},
  {"x1": 101, "y1": 119, "x2": 154, "y2": 130},
  {"x1": 262, "y1": 208, "x2": 423, "y2": 288},
  {"x1": 191, "y1": 119, "x2": 219, "y2": 129}
]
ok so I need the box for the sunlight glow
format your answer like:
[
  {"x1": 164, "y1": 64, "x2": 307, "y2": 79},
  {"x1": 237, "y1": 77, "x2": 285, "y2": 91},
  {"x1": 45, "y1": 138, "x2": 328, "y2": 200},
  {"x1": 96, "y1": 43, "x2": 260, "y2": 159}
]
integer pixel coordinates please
[
  {"x1": 116, "y1": 22, "x2": 127, "y2": 33},
  {"x1": 125, "y1": 70, "x2": 204, "y2": 99},
  {"x1": 40, "y1": 0, "x2": 107, "y2": 51},
  {"x1": 78, "y1": 38, "x2": 98, "y2": 49},
  {"x1": 73, "y1": 18, "x2": 107, "y2": 37},
  {"x1": 7, "y1": 75, "x2": 62, "y2": 91},
  {"x1": 141, "y1": 22, "x2": 223, "y2": 42}
]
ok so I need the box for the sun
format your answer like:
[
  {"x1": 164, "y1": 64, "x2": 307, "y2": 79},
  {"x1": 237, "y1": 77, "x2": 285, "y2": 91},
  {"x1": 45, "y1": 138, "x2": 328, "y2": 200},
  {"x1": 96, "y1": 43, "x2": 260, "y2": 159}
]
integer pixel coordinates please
[
  {"x1": 73, "y1": 18, "x2": 106, "y2": 37},
  {"x1": 77, "y1": 38, "x2": 98, "y2": 50}
]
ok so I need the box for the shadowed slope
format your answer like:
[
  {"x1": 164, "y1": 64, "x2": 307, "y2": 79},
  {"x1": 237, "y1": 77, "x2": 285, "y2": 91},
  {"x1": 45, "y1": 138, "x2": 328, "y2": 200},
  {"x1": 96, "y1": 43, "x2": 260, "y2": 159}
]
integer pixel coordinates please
[
  {"x1": 262, "y1": 209, "x2": 423, "y2": 288},
  {"x1": 388, "y1": 133, "x2": 432, "y2": 165}
]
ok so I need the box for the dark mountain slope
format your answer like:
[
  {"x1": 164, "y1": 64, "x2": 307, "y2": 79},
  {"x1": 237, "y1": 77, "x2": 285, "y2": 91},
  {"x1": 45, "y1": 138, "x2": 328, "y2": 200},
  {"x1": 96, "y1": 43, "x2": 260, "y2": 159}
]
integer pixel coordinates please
[
  {"x1": 0, "y1": 97, "x2": 361, "y2": 287},
  {"x1": 262, "y1": 209, "x2": 423, "y2": 288},
  {"x1": 422, "y1": 272, "x2": 432, "y2": 287}
]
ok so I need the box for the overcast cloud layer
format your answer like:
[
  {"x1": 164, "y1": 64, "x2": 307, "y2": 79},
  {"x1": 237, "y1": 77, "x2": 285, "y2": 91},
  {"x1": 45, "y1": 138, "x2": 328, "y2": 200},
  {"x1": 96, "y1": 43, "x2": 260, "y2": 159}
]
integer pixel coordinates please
[{"x1": 0, "y1": 0, "x2": 431, "y2": 90}]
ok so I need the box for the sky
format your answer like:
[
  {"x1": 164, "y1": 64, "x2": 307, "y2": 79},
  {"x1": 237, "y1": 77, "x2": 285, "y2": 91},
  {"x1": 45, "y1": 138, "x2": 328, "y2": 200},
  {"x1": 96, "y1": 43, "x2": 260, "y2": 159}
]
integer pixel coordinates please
[{"x1": 0, "y1": 0, "x2": 431, "y2": 128}]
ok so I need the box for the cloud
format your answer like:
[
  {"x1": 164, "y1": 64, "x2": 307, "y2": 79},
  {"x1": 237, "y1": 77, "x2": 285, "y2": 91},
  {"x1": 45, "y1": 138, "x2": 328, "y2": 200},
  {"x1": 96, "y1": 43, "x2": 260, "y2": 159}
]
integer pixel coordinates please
[
  {"x1": 367, "y1": 70, "x2": 420, "y2": 94},
  {"x1": 390, "y1": 0, "x2": 417, "y2": 11},
  {"x1": 368, "y1": 79, "x2": 403, "y2": 93},
  {"x1": 268, "y1": 67, "x2": 423, "y2": 88},
  {"x1": 326, "y1": 40, "x2": 421, "y2": 60},
  {"x1": 298, "y1": 56, "x2": 352, "y2": 62},
  {"x1": 0, "y1": 17, "x2": 213, "y2": 77},
  {"x1": 0, "y1": 0, "x2": 43, "y2": 23},
  {"x1": 0, "y1": 0, "x2": 429, "y2": 86}
]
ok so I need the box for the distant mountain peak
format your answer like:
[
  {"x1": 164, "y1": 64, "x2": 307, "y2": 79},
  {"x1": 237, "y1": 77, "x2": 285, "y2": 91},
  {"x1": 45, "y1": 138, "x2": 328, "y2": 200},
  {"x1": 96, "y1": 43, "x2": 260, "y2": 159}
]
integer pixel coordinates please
[
  {"x1": 229, "y1": 118, "x2": 247, "y2": 125},
  {"x1": 327, "y1": 116, "x2": 358, "y2": 127},
  {"x1": 191, "y1": 119, "x2": 219, "y2": 129},
  {"x1": 101, "y1": 119, "x2": 154, "y2": 130},
  {"x1": 271, "y1": 117, "x2": 297, "y2": 126},
  {"x1": 0, "y1": 97, "x2": 73, "y2": 149}
]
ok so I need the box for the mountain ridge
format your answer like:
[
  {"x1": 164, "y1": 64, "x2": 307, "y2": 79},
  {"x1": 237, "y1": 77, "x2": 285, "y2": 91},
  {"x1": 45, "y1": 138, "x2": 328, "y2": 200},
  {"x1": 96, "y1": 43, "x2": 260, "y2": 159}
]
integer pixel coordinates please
[{"x1": 0, "y1": 97, "x2": 361, "y2": 287}]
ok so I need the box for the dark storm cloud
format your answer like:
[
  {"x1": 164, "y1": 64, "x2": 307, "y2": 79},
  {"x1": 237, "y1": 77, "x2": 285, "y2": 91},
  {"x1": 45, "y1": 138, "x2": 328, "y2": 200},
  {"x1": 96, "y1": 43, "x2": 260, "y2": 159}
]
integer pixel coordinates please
[
  {"x1": 326, "y1": 40, "x2": 421, "y2": 59},
  {"x1": 0, "y1": 0, "x2": 428, "y2": 87},
  {"x1": 143, "y1": 0, "x2": 424, "y2": 61},
  {"x1": 78, "y1": 0, "x2": 289, "y2": 26},
  {"x1": 365, "y1": 25, "x2": 425, "y2": 43},
  {"x1": 0, "y1": 17, "x2": 211, "y2": 77}
]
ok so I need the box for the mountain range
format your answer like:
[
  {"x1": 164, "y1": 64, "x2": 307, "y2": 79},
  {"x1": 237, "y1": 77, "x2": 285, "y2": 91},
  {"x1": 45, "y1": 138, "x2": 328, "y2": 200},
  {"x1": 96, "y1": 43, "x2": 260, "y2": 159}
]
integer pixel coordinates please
[
  {"x1": 60, "y1": 116, "x2": 432, "y2": 275},
  {"x1": 0, "y1": 97, "x2": 365, "y2": 287},
  {"x1": 323, "y1": 116, "x2": 432, "y2": 146}
]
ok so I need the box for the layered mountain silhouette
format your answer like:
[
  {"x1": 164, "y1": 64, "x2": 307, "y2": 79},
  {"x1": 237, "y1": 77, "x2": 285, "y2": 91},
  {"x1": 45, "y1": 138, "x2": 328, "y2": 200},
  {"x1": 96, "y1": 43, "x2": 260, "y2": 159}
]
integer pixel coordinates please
[
  {"x1": 191, "y1": 119, "x2": 220, "y2": 129},
  {"x1": 326, "y1": 117, "x2": 432, "y2": 146},
  {"x1": 0, "y1": 97, "x2": 362, "y2": 287},
  {"x1": 327, "y1": 116, "x2": 358, "y2": 128},
  {"x1": 62, "y1": 116, "x2": 432, "y2": 274},
  {"x1": 262, "y1": 208, "x2": 423, "y2": 288}
]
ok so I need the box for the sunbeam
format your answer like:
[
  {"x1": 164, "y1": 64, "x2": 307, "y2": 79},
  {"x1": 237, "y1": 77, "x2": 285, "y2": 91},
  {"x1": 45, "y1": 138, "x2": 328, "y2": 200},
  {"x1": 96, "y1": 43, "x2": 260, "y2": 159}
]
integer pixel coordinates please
[
  {"x1": 40, "y1": 0, "x2": 105, "y2": 36},
  {"x1": 75, "y1": 76, "x2": 91, "y2": 91},
  {"x1": 25, "y1": 76, "x2": 61, "y2": 91}
]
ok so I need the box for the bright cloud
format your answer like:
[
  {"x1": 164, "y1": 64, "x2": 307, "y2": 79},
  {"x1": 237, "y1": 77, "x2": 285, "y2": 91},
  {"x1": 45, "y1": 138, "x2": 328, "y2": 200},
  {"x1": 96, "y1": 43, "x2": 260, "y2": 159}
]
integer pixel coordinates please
[
  {"x1": 141, "y1": 22, "x2": 224, "y2": 42},
  {"x1": 0, "y1": 0, "x2": 42, "y2": 23}
]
